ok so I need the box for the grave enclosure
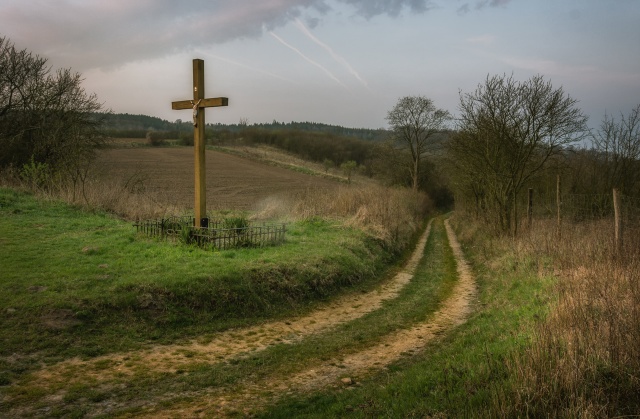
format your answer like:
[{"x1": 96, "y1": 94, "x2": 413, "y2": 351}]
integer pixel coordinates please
[{"x1": 134, "y1": 216, "x2": 286, "y2": 250}]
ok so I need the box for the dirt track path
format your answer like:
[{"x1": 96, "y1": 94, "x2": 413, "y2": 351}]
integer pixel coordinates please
[
  {"x1": 30, "y1": 220, "x2": 433, "y2": 390},
  {"x1": 10, "y1": 218, "x2": 476, "y2": 418},
  {"x1": 138, "y1": 219, "x2": 477, "y2": 417}
]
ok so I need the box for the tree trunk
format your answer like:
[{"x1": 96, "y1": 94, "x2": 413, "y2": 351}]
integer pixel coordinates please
[{"x1": 412, "y1": 156, "x2": 420, "y2": 192}]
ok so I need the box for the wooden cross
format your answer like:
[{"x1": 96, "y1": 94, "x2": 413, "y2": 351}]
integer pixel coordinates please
[{"x1": 172, "y1": 59, "x2": 228, "y2": 228}]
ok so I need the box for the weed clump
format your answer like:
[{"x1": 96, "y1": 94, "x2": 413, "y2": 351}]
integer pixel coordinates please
[{"x1": 485, "y1": 219, "x2": 640, "y2": 417}]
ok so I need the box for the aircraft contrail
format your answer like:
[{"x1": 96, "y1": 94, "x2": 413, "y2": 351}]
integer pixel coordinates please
[
  {"x1": 203, "y1": 52, "x2": 299, "y2": 84},
  {"x1": 269, "y1": 31, "x2": 347, "y2": 88},
  {"x1": 293, "y1": 18, "x2": 369, "y2": 89}
]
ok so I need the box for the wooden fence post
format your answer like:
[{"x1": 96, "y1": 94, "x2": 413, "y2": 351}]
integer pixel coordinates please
[{"x1": 613, "y1": 188, "x2": 622, "y2": 252}]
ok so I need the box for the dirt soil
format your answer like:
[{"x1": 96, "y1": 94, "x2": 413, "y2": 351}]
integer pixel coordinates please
[{"x1": 97, "y1": 147, "x2": 339, "y2": 211}]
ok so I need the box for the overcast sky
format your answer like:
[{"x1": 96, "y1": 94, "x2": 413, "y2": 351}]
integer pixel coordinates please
[{"x1": 1, "y1": 0, "x2": 639, "y2": 129}]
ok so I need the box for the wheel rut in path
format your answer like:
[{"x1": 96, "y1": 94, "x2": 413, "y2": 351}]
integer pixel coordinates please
[
  {"x1": 139, "y1": 219, "x2": 477, "y2": 418},
  {"x1": 30, "y1": 221, "x2": 433, "y2": 390}
]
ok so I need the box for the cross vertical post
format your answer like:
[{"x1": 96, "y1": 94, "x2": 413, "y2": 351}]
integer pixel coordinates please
[
  {"x1": 172, "y1": 59, "x2": 229, "y2": 228},
  {"x1": 193, "y1": 59, "x2": 206, "y2": 227}
]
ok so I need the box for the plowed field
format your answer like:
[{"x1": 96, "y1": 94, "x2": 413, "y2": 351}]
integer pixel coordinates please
[{"x1": 97, "y1": 147, "x2": 339, "y2": 211}]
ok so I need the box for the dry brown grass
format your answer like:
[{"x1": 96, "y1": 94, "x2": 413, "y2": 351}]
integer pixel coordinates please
[
  {"x1": 2, "y1": 151, "x2": 430, "y2": 250},
  {"x1": 496, "y1": 218, "x2": 640, "y2": 417},
  {"x1": 0, "y1": 166, "x2": 182, "y2": 220},
  {"x1": 254, "y1": 183, "x2": 431, "y2": 249}
]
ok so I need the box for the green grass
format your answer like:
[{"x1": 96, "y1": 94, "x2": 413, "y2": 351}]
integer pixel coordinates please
[
  {"x1": 1, "y1": 188, "x2": 557, "y2": 417},
  {"x1": 0, "y1": 188, "x2": 396, "y2": 377},
  {"x1": 2, "y1": 217, "x2": 454, "y2": 417},
  {"x1": 259, "y1": 218, "x2": 555, "y2": 418}
]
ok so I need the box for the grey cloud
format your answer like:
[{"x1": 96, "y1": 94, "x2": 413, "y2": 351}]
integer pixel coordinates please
[
  {"x1": 338, "y1": 0, "x2": 434, "y2": 19},
  {"x1": 457, "y1": 3, "x2": 471, "y2": 15},
  {"x1": 475, "y1": 0, "x2": 512, "y2": 10},
  {"x1": 0, "y1": 0, "x2": 434, "y2": 71},
  {"x1": 306, "y1": 17, "x2": 322, "y2": 29},
  {"x1": 456, "y1": 0, "x2": 511, "y2": 15}
]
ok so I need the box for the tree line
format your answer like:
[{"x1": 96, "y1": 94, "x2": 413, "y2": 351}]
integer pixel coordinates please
[
  {"x1": 385, "y1": 76, "x2": 639, "y2": 234},
  {"x1": 211, "y1": 127, "x2": 373, "y2": 167},
  {"x1": 101, "y1": 113, "x2": 387, "y2": 142}
]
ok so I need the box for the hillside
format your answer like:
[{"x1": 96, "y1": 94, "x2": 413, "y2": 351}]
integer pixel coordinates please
[{"x1": 96, "y1": 147, "x2": 341, "y2": 212}]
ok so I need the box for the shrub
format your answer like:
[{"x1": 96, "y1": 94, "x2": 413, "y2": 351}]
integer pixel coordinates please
[
  {"x1": 146, "y1": 130, "x2": 165, "y2": 147},
  {"x1": 340, "y1": 160, "x2": 357, "y2": 184},
  {"x1": 254, "y1": 183, "x2": 431, "y2": 252},
  {"x1": 322, "y1": 158, "x2": 334, "y2": 173},
  {"x1": 489, "y1": 218, "x2": 640, "y2": 417},
  {"x1": 223, "y1": 216, "x2": 249, "y2": 230},
  {"x1": 179, "y1": 132, "x2": 194, "y2": 146},
  {"x1": 20, "y1": 156, "x2": 54, "y2": 192}
]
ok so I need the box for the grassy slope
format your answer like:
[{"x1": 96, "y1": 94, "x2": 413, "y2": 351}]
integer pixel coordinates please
[
  {"x1": 1, "y1": 187, "x2": 560, "y2": 417},
  {"x1": 3, "y1": 216, "x2": 458, "y2": 418},
  {"x1": 0, "y1": 188, "x2": 397, "y2": 377},
  {"x1": 260, "y1": 217, "x2": 555, "y2": 417}
]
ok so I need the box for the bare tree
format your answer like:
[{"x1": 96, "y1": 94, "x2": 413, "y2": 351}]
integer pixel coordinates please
[
  {"x1": 340, "y1": 160, "x2": 357, "y2": 184},
  {"x1": 448, "y1": 74, "x2": 588, "y2": 234},
  {"x1": 591, "y1": 104, "x2": 640, "y2": 195},
  {"x1": 0, "y1": 36, "x2": 106, "y2": 183},
  {"x1": 386, "y1": 96, "x2": 451, "y2": 192}
]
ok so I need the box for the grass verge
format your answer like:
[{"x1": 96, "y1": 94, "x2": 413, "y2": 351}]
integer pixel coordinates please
[
  {"x1": 259, "y1": 216, "x2": 555, "y2": 417},
  {"x1": 2, "y1": 217, "x2": 452, "y2": 417},
  {"x1": 0, "y1": 188, "x2": 397, "y2": 384}
]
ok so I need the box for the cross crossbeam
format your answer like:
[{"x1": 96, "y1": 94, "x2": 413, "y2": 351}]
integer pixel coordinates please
[
  {"x1": 171, "y1": 97, "x2": 229, "y2": 111},
  {"x1": 172, "y1": 59, "x2": 229, "y2": 228}
]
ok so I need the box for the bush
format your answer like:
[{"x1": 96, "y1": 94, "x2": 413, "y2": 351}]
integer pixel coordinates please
[
  {"x1": 20, "y1": 157, "x2": 53, "y2": 192},
  {"x1": 179, "y1": 132, "x2": 194, "y2": 146},
  {"x1": 0, "y1": 36, "x2": 105, "y2": 174},
  {"x1": 223, "y1": 216, "x2": 249, "y2": 230},
  {"x1": 146, "y1": 130, "x2": 165, "y2": 147},
  {"x1": 340, "y1": 160, "x2": 357, "y2": 184},
  {"x1": 254, "y1": 183, "x2": 431, "y2": 252},
  {"x1": 322, "y1": 158, "x2": 334, "y2": 173}
]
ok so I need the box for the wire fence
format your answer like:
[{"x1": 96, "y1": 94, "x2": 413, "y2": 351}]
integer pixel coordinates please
[
  {"x1": 134, "y1": 216, "x2": 286, "y2": 250},
  {"x1": 523, "y1": 187, "x2": 640, "y2": 253},
  {"x1": 527, "y1": 190, "x2": 640, "y2": 227}
]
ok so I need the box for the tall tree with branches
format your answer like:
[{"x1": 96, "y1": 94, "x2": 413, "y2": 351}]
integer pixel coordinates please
[
  {"x1": 0, "y1": 36, "x2": 106, "y2": 186},
  {"x1": 591, "y1": 104, "x2": 640, "y2": 195},
  {"x1": 448, "y1": 74, "x2": 588, "y2": 234},
  {"x1": 386, "y1": 96, "x2": 451, "y2": 192}
]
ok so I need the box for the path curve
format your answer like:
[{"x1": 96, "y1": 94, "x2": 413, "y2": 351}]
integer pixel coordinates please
[
  {"x1": 32, "y1": 221, "x2": 433, "y2": 388},
  {"x1": 140, "y1": 218, "x2": 477, "y2": 418}
]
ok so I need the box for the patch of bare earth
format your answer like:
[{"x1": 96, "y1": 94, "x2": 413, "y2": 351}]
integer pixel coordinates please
[
  {"x1": 96, "y1": 147, "x2": 339, "y2": 211},
  {"x1": 21, "y1": 221, "x2": 433, "y2": 399},
  {"x1": 136, "y1": 219, "x2": 477, "y2": 418}
]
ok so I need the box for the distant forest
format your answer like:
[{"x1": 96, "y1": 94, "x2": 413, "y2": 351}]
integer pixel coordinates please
[
  {"x1": 100, "y1": 113, "x2": 387, "y2": 142},
  {"x1": 100, "y1": 113, "x2": 391, "y2": 180}
]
